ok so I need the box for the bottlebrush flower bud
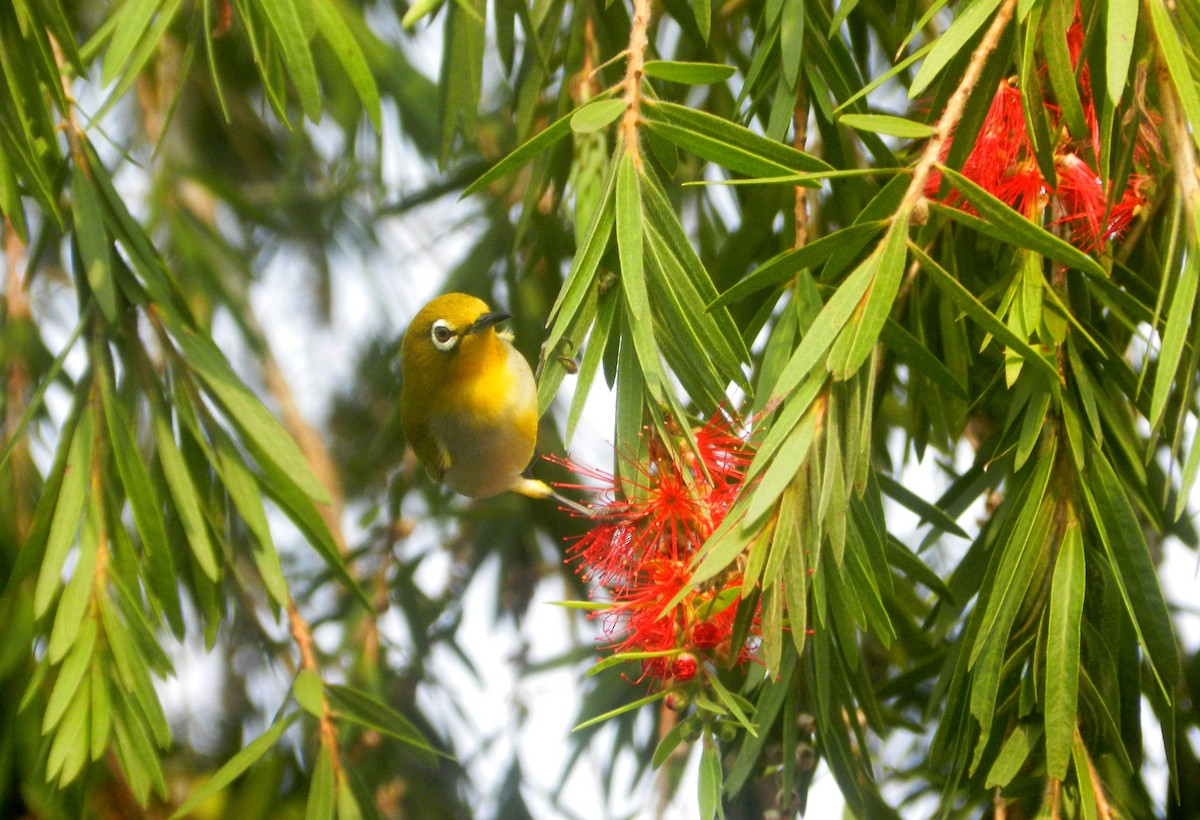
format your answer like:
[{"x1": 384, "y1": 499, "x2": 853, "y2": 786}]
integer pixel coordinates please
[{"x1": 671, "y1": 653, "x2": 699, "y2": 682}]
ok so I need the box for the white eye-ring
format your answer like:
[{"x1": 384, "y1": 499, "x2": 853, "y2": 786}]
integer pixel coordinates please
[{"x1": 430, "y1": 320, "x2": 458, "y2": 351}]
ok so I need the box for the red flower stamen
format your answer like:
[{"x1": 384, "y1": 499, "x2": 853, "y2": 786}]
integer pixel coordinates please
[
  {"x1": 928, "y1": 14, "x2": 1156, "y2": 253},
  {"x1": 552, "y1": 413, "x2": 761, "y2": 688}
]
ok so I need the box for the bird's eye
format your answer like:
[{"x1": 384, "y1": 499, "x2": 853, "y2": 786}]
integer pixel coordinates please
[{"x1": 430, "y1": 320, "x2": 458, "y2": 351}]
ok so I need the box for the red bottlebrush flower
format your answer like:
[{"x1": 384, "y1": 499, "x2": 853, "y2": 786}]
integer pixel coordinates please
[
  {"x1": 926, "y1": 79, "x2": 1040, "y2": 214},
  {"x1": 927, "y1": 36, "x2": 1155, "y2": 253},
  {"x1": 1053, "y1": 154, "x2": 1149, "y2": 251},
  {"x1": 551, "y1": 413, "x2": 761, "y2": 689}
]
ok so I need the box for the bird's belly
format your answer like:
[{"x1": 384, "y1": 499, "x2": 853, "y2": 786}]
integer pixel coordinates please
[{"x1": 429, "y1": 410, "x2": 535, "y2": 498}]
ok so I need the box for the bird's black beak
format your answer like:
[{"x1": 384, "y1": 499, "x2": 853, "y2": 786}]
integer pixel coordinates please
[{"x1": 464, "y1": 311, "x2": 511, "y2": 335}]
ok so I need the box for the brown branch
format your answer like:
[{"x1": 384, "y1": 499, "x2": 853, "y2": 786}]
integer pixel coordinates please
[
  {"x1": 793, "y1": 90, "x2": 810, "y2": 251},
  {"x1": 288, "y1": 599, "x2": 343, "y2": 779},
  {"x1": 901, "y1": 0, "x2": 1020, "y2": 215},
  {"x1": 1076, "y1": 726, "x2": 1113, "y2": 820},
  {"x1": 619, "y1": 0, "x2": 652, "y2": 169}
]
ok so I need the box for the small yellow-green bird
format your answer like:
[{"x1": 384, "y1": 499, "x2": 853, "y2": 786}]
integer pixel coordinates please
[{"x1": 400, "y1": 292, "x2": 580, "y2": 509}]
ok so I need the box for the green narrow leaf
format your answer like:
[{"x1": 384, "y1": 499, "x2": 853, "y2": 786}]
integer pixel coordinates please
[
  {"x1": 542, "y1": 156, "x2": 618, "y2": 361},
  {"x1": 252, "y1": 433, "x2": 370, "y2": 609},
  {"x1": 780, "y1": 0, "x2": 803, "y2": 88},
  {"x1": 909, "y1": 0, "x2": 1003, "y2": 97},
  {"x1": 72, "y1": 164, "x2": 118, "y2": 322},
  {"x1": 1072, "y1": 731, "x2": 1101, "y2": 820},
  {"x1": 46, "y1": 680, "x2": 89, "y2": 784},
  {"x1": 1105, "y1": 0, "x2": 1138, "y2": 105},
  {"x1": 706, "y1": 668, "x2": 757, "y2": 736},
  {"x1": 153, "y1": 413, "x2": 221, "y2": 581},
  {"x1": 637, "y1": 168, "x2": 751, "y2": 368},
  {"x1": 437, "y1": 0, "x2": 485, "y2": 164},
  {"x1": 934, "y1": 165, "x2": 1107, "y2": 278},
  {"x1": 985, "y1": 722, "x2": 1042, "y2": 787},
  {"x1": 1042, "y1": 0, "x2": 1089, "y2": 139},
  {"x1": 879, "y1": 318, "x2": 969, "y2": 400},
  {"x1": 99, "y1": 362, "x2": 182, "y2": 626},
  {"x1": 766, "y1": 268, "x2": 873, "y2": 406},
  {"x1": 644, "y1": 120, "x2": 802, "y2": 180},
  {"x1": 294, "y1": 670, "x2": 325, "y2": 717},
  {"x1": 690, "y1": 0, "x2": 711, "y2": 40},
  {"x1": 100, "y1": 598, "x2": 171, "y2": 751},
  {"x1": 616, "y1": 153, "x2": 660, "y2": 398},
  {"x1": 335, "y1": 781, "x2": 364, "y2": 820},
  {"x1": 1149, "y1": 251, "x2": 1198, "y2": 431},
  {"x1": 326, "y1": 685, "x2": 440, "y2": 757},
  {"x1": 46, "y1": 502, "x2": 98, "y2": 662},
  {"x1": 698, "y1": 734, "x2": 723, "y2": 820},
  {"x1": 643, "y1": 60, "x2": 734, "y2": 84},
  {"x1": 89, "y1": 663, "x2": 111, "y2": 761},
  {"x1": 1082, "y1": 447, "x2": 1180, "y2": 697},
  {"x1": 1014, "y1": 388, "x2": 1050, "y2": 471},
  {"x1": 42, "y1": 618, "x2": 96, "y2": 733},
  {"x1": 909, "y1": 241, "x2": 1061, "y2": 384},
  {"x1": 747, "y1": 410, "x2": 818, "y2": 524},
  {"x1": 645, "y1": 101, "x2": 832, "y2": 172},
  {"x1": 710, "y1": 221, "x2": 885, "y2": 309},
  {"x1": 570, "y1": 99, "x2": 626, "y2": 134},
  {"x1": 306, "y1": 743, "x2": 336, "y2": 820},
  {"x1": 1019, "y1": 10, "x2": 1058, "y2": 185},
  {"x1": 643, "y1": 229, "x2": 741, "y2": 403},
  {"x1": 169, "y1": 713, "x2": 300, "y2": 820},
  {"x1": 572, "y1": 688, "x2": 669, "y2": 731},
  {"x1": 1045, "y1": 520, "x2": 1084, "y2": 780},
  {"x1": 840, "y1": 113, "x2": 936, "y2": 138},
  {"x1": 783, "y1": 533, "x2": 809, "y2": 657},
  {"x1": 211, "y1": 426, "x2": 289, "y2": 608},
  {"x1": 33, "y1": 410, "x2": 92, "y2": 618},
  {"x1": 651, "y1": 717, "x2": 690, "y2": 770},
  {"x1": 969, "y1": 446, "x2": 1056, "y2": 669},
  {"x1": 725, "y1": 652, "x2": 795, "y2": 795},
  {"x1": 173, "y1": 327, "x2": 330, "y2": 505},
  {"x1": 827, "y1": 211, "x2": 911, "y2": 379},
  {"x1": 836, "y1": 42, "x2": 934, "y2": 114},
  {"x1": 1149, "y1": 0, "x2": 1200, "y2": 151},
  {"x1": 313, "y1": 0, "x2": 382, "y2": 132},
  {"x1": 877, "y1": 472, "x2": 969, "y2": 538},
  {"x1": 99, "y1": 0, "x2": 161, "y2": 84},
  {"x1": 110, "y1": 705, "x2": 164, "y2": 801},
  {"x1": 256, "y1": 0, "x2": 323, "y2": 121},
  {"x1": 565, "y1": 290, "x2": 616, "y2": 443},
  {"x1": 462, "y1": 111, "x2": 575, "y2": 198}
]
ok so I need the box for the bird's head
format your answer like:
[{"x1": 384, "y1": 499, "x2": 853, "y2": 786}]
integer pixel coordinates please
[{"x1": 400, "y1": 293, "x2": 512, "y2": 391}]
